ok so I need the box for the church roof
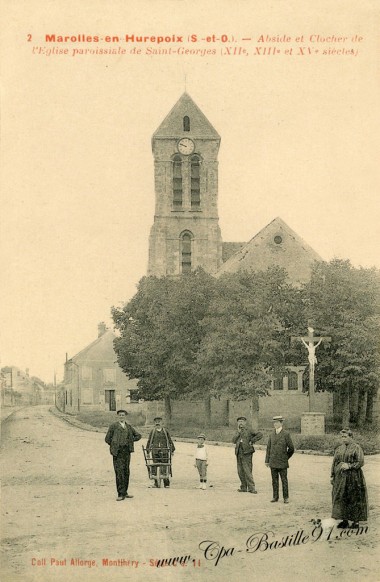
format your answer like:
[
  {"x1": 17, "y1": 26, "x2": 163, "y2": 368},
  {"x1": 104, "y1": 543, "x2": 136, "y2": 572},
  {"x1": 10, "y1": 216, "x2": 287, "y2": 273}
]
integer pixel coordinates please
[
  {"x1": 153, "y1": 92, "x2": 220, "y2": 140},
  {"x1": 216, "y1": 217, "x2": 323, "y2": 285},
  {"x1": 222, "y1": 242, "x2": 246, "y2": 263}
]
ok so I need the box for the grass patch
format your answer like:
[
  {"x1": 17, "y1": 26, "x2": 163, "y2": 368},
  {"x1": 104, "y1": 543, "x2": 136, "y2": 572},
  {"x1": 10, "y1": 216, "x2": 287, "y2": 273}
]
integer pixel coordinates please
[
  {"x1": 68, "y1": 411, "x2": 380, "y2": 454},
  {"x1": 75, "y1": 410, "x2": 147, "y2": 430}
]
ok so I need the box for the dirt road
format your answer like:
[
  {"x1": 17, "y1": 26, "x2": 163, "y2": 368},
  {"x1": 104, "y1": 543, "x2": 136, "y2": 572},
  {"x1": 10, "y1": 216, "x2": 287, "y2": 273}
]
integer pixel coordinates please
[{"x1": 1, "y1": 406, "x2": 379, "y2": 582}]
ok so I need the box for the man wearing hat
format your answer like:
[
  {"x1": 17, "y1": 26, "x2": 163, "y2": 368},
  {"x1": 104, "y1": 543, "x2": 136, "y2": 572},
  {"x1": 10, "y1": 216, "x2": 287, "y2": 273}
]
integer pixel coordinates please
[
  {"x1": 105, "y1": 409, "x2": 142, "y2": 501},
  {"x1": 265, "y1": 416, "x2": 294, "y2": 503},
  {"x1": 146, "y1": 417, "x2": 175, "y2": 487},
  {"x1": 232, "y1": 416, "x2": 263, "y2": 493}
]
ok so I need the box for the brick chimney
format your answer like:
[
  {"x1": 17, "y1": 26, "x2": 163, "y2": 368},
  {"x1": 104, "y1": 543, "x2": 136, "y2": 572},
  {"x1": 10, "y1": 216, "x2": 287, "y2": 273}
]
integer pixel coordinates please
[{"x1": 98, "y1": 322, "x2": 107, "y2": 337}]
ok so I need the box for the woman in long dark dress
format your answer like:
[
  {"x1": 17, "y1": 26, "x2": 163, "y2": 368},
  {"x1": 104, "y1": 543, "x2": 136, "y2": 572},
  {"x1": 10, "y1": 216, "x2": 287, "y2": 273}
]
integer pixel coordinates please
[{"x1": 330, "y1": 429, "x2": 368, "y2": 528}]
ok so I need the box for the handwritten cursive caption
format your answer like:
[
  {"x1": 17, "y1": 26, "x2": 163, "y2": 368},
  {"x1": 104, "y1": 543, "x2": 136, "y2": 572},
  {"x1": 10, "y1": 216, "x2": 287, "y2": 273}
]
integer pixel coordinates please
[{"x1": 199, "y1": 524, "x2": 369, "y2": 567}]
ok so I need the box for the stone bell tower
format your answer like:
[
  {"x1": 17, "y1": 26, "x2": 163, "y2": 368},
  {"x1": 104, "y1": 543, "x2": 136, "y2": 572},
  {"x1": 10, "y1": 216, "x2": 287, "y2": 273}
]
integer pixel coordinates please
[{"x1": 148, "y1": 93, "x2": 223, "y2": 276}]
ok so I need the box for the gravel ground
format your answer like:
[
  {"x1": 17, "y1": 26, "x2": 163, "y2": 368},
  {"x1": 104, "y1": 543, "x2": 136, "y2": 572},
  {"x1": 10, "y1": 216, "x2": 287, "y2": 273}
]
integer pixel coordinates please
[{"x1": 1, "y1": 405, "x2": 379, "y2": 582}]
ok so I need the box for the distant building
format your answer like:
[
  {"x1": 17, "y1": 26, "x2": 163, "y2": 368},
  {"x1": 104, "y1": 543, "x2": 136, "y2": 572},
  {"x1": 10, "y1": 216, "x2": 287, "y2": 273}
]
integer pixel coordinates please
[
  {"x1": 61, "y1": 323, "x2": 138, "y2": 412},
  {"x1": 0, "y1": 366, "x2": 49, "y2": 406}
]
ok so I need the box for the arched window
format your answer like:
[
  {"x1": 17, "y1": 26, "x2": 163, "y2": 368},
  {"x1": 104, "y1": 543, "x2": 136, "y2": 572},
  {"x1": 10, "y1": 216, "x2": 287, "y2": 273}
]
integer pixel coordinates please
[
  {"x1": 190, "y1": 155, "x2": 201, "y2": 209},
  {"x1": 172, "y1": 155, "x2": 183, "y2": 208},
  {"x1": 288, "y1": 371, "x2": 298, "y2": 391},
  {"x1": 181, "y1": 232, "x2": 192, "y2": 273},
  {"x1": 183, "y1": 116, "x2": 190, "y2": 132}
]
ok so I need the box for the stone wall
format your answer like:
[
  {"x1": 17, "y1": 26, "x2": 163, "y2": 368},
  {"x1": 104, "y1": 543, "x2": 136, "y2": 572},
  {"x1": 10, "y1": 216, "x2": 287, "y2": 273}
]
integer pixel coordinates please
[{"x1": 138, "y1": 393, "x2": 333, "y2": 429}]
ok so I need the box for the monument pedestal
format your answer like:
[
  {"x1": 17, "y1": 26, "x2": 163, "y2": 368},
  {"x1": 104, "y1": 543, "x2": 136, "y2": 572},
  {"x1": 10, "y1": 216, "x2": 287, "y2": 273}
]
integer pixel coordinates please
[{"x1": 301, "y1": 412, "x2": 325, "y2": 435}]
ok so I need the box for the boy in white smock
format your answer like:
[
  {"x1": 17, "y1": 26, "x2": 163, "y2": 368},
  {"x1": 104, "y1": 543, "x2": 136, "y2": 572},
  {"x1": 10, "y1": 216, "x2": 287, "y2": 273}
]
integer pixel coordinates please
[{"x1": 194, "y1": 433, "x2": 208, "y2": 489}]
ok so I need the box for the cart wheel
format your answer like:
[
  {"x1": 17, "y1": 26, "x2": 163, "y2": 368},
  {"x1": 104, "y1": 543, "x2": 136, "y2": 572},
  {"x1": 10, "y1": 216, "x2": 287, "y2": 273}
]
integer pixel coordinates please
[{"x1": 156, "y1": 466, "x2": 162, "y2": 487}]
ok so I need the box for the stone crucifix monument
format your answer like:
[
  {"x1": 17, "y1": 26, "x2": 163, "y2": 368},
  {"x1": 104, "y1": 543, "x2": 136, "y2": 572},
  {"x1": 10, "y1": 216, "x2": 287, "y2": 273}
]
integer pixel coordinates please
[{"x1": 292, "y1": 327, "x2": 331, "y2": 434}]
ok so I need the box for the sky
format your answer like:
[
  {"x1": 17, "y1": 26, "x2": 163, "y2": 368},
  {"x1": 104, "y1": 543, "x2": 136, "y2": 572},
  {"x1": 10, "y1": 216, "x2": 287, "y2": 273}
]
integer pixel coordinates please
[{"x1": 1, "y1": 0, "x2": 379, "y2": 383}]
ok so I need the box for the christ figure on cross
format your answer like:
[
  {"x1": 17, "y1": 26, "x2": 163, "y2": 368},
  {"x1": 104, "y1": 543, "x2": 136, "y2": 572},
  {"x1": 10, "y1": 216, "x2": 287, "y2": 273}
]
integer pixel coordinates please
[
  {"x1": 301, "y1": 327, "x2": 323, "y2": 375},
  {"x1": 292, "y1": 326, "x2": 331, "y2": 411}
]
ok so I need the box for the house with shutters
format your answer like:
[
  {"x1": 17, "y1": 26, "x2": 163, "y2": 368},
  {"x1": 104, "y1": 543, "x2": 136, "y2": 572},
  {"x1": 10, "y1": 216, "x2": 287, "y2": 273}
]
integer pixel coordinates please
[{"x1": 61, "y1": 322, "x2": 138, "y2": 412}]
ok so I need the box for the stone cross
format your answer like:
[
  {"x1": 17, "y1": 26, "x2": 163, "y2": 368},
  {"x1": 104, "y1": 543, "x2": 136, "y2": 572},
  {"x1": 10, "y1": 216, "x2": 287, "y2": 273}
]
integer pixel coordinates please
[{"x1": 292, "y1": 327, "x2": 331, "y2": 411}]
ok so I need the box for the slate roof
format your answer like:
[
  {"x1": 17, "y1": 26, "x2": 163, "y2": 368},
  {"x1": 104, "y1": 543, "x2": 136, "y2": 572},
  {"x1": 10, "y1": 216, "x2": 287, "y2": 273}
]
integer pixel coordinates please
[{"x1": 68, "y1": 330, "x2": 118, "y2": 364}]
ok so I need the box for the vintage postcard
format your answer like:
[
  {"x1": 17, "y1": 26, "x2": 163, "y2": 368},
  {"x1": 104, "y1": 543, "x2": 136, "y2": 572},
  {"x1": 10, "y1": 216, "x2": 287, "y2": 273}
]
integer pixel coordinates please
[{"x1": 1, "y1": 1, "x2": 379, "y2": 581}]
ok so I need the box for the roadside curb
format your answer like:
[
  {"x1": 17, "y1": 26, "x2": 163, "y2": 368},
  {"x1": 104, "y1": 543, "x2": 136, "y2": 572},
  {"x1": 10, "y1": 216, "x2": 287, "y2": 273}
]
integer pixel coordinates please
[
  {"x1": 0, "y1": 406, "x2": 25, "y2": 423},
  {"x1": 49, "y1": 407, "x2": 106, "y2": 433}
]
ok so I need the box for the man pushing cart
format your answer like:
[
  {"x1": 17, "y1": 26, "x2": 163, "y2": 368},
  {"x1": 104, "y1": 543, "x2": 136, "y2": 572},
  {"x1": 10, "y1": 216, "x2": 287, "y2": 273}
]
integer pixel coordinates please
[{"x1": 143, "y1": 416, "x2": 175, "y2": 488}]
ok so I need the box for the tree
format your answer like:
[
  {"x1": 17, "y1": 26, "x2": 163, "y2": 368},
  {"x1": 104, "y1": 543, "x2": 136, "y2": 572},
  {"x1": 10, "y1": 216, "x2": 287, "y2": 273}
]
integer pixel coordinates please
[
  {"x1": 112, "y1": 266, "x2": 305, "y2": 426},
  {"x1": 113, "y1": 259, "x2": 380, "y2": 430},
  {"x1": 112, "y1": 269, "x2": 216, "y2": 421},
  {"x1": 193, "y1": 267, "x2": 304, "y2": 426},
  {"x1": 303, "y1": 260, "x2": 380, "y2": 428}
]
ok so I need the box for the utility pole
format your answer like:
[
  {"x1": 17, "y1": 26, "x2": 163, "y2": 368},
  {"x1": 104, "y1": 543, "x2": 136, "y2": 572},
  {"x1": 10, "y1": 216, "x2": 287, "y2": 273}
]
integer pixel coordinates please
[
  {"x1": 10, "y1": 368, "x2": 14, "y2": 406},
  {"x1": 71, "y1": 361, "x2": 80, "y2": 412}
]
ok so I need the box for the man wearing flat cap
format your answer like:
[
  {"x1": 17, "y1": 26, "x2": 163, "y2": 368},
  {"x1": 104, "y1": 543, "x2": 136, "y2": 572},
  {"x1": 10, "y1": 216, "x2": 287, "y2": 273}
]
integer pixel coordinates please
[
  {"x1": 265, "y1": 416, "x2": 294, "y2": 503},
  {"x1": 147, "y1": 416, "x2": 175, "y2": 487},
  {"x1": 232, "y1": 416, "x2": 263, "y2": 493},
  {"x1": 105, "y1": 409, "x2": 141, "y2": 501}
]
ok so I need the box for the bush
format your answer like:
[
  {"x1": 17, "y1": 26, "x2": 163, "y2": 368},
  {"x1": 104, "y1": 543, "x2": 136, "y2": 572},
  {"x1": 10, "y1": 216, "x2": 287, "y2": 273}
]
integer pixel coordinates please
[
  {"x1": 167, "y1": 426, "x2": 380, "y2": 455},
  {"x1": 69, "y1": 412, "x2": 380, "y2": 454},
  {"x1": 293, "y1": 432, "x2": 380, "y2": 455}
]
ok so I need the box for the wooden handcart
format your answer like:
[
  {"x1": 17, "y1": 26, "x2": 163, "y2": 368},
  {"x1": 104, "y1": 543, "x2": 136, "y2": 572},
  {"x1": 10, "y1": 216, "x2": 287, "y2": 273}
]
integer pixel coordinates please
[{"x1": 142, "y1": 445, "x2": 172, "y2": 488}]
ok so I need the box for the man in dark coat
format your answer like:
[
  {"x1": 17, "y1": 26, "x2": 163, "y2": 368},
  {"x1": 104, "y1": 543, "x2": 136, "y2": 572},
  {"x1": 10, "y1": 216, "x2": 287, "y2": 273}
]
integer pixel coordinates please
[
  {"x1": 232, "y1": 416, "x2": 263, "y2": 493},
  {"x1": 146, "y1": 416, "x2": 175, "y2": 487},
  {"x1": 105, "y1": 410, "x2": 142, "y2": 501},
  {"x1": 265, "y1": 415, "x2": 294, "y2": 503}
]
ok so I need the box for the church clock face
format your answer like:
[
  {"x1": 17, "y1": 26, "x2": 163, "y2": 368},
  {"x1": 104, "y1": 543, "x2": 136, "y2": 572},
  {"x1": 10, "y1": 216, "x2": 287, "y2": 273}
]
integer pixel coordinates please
[{"x1": 177, "y1": 138, "x2": 195, "y2": 155}]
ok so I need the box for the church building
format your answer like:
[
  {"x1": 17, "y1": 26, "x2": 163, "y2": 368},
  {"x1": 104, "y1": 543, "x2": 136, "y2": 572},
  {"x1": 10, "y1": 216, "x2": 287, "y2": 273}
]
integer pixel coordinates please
[
  {"x1": 146, "y1": 94, "x2": 333, "y2": 427},
  {"x1": 148, "y1": 93, "x2": 322, "y2": 285}
]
